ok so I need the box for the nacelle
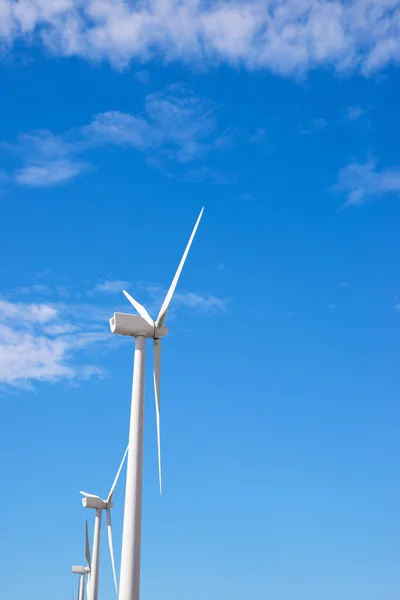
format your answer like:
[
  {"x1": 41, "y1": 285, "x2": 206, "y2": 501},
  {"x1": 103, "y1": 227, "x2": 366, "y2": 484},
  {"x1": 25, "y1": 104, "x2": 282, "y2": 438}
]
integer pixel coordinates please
[
  {"x1": 109, "y1": 312, "x2": 168, "y2": 338},
  {"x1": 81, "y1": 496, "x2": 113, "y2": 510},
  {"x1": 72, "y1": 566, "x2": 89, "y2": 575}
]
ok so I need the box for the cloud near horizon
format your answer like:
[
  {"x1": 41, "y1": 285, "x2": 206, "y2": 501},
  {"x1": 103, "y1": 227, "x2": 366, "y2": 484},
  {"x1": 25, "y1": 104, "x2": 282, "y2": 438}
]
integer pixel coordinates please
[{"x1": 1, "y1": 1, "x2": 400, "y2": 76}]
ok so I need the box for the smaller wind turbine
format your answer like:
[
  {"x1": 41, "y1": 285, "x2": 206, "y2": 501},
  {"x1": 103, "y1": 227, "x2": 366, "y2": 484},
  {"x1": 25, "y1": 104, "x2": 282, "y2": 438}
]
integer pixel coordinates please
[
  {"x1": 80, "y1": 446, "x2": 128, "y2": 600},
  {"x1": 72, "y1": 520, "x2": 91, "y2": 600}
]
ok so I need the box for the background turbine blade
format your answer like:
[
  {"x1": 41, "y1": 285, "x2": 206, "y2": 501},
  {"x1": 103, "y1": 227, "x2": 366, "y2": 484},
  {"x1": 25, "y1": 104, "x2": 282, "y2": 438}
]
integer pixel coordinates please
[
  {"x1": 153, "y1": 338, "x2": 162, "y2": 494},
  {"x1": 106, "y1": 509, "x2": 118, "y2": 595},
  {"x1": 122, "y1": 290, "x2": 154, "y2": 327},
  {"x1": 107, "y1": 445, "x2": 129, "y2": 503},
  {"x1": 85, "y1": 520, "x2": 91, "y2": 568},
  {"x1": 155, "y1": 207, "x2": 204, "y2": 328}
]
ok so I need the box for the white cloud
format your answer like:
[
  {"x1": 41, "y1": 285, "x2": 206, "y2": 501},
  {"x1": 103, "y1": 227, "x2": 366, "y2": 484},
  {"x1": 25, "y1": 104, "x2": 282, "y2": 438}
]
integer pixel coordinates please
[
  {"x1": 0, "y1": 299, "x2": 58, "y2": 323},
  {"x1": 0, "y1": 274, "x2": 226, "y2": 388},
  {"x1": 82, "y1": 111, "x2": 155, "y2": 151},
  {"x1": 82, "y1": 86, "x2": 216, "y2": 161},
  {"x1": 239, "y1": 192, "x2": 255, "y2": 202},
  {"x1": 185, "y1": 166, "x2": 236, "y2": 185},
  {"x1": 135, "y1": 70, "x2": 150, "y2": 84},
  {"x1": 14, "y1": 159, "x2": 89, "y2": 187},
  {"x1": 91, "y1": 280, "x2": 131, "y2": 294},
  {"x1": 0, "y1": 297, "x2": 106, "y2": 388},
  {"x1": 43, "y1": 323, "x2": 80, "y2": 335},
  {"x1": 144, "y1": 285, "x2": 227, "y2": 316},
  {"x1": 1, "y1": 1, "x2": 400, "y2": 75},
  {"x1": 301, "y1": 117, "x2": 327, "y2": 134},
  {"x1": 174, "y1": 291, "x2": 227, "y2": 313},
  {"x1": 19, "y1": 284, "x2": 52, "y2": 295},
  {"x1": 2, "y1": 85, "x2": 253, "y2": 186},
  {"x1": 334, "y1": 160, "x2": 400, "y2": 205},
  {"x1": 343, "y1": 105, "x2": 367, "y2": 122}
]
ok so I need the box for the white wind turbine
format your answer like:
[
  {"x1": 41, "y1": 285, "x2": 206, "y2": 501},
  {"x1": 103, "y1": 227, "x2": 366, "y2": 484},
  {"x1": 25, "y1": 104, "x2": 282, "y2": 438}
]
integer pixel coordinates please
[
  {"x1": 109, "y1": 207, "x2": 204, "y2": 600},
  {"x1": 80, "y1": 445, "x2": 129, "y2": 600},
  {"x1": 72, "y1": 520, "x2": 91, "y2": 600}
]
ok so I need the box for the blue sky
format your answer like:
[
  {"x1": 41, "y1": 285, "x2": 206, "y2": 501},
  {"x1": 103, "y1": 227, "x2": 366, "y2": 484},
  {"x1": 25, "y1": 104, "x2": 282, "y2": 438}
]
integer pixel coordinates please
[{"x1": 1, "y1": 2, "x2": 400, "y2": 600}]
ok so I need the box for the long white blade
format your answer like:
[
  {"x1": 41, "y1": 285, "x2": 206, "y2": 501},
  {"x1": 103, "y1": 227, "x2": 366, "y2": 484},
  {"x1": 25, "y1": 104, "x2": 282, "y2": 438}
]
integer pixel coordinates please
[
  {"x1": 107, "y1": 445, "x2": 129, "y2": 503},
  {"x1": 155, "y1": 207, "x2": 204, "y2": 328},
  {"x1": 85, "y1": 520, "x2": 91, "y2": 568},
  {"x1": 106, "y1": 509, "x2": 118, "y2": 595},
  {"x1": 122, "y1": 290, "x2": 154, "y2": 328},
  {"x1": 153, "y1": 339, "x2": 162, "y2": 494}
]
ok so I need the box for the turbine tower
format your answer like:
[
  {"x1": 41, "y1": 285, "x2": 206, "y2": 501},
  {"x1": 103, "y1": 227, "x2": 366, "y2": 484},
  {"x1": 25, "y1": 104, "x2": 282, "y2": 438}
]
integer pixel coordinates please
[
  {"x1": 110, "y1": 207, "x2": 204, "y2": 600},
  {"x1": 80, "y1": 446, "x2": 129, "y2": 600},
  {"x1": 72, "y1": 520, "x2": 91, "y2": 600}
]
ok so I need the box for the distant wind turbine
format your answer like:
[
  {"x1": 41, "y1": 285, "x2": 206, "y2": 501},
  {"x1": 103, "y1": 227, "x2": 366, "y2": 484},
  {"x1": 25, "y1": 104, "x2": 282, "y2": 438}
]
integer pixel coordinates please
[
  {"x1": 109, "y1": 207, "x2": 204, "y2": 600},
  {"x1": 72, "y1": 520, "x2": 91, "y2": 600},
  {"x1": 80, "y1": 445, "x2": 129, "y2": 600}
]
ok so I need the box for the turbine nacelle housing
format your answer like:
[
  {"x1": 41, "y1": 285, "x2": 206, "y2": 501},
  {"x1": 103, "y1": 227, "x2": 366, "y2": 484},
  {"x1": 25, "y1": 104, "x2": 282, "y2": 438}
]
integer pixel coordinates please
[
  {"x1": 72, "y1": 565, "x2": 90, "y2": 575},
  {"x1": 81, "y1": 495, "x2": 114, "y2": 510},
  {"x1": 110, "y1": 312, "x2": 168, "y2": 338}
]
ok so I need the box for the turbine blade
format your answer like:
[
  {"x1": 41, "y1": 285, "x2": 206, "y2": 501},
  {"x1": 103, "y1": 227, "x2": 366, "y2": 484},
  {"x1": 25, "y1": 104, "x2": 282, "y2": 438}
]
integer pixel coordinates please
[
  {"x1": 122, "y1": 290, "x2": 154, "y2": 328},
  {"x1": 155, "y1": 207, "x2": 204, "y2": 328},
  {"x1": 106, "y1": 509, "x2": 118, "y2": 595},
  {"x1": 153, "y1": 339, "x2": 162, "y2": 494},
  {"x1": 107, "y1": 445, "x2": 129, "y2": 503},
  {"x1": 85, "y1": 520, "x2": 91, "y2": 568}
]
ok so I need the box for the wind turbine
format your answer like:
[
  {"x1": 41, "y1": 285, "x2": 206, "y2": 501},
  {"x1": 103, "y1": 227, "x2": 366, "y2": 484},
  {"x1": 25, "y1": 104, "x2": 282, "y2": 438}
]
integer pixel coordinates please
[
  {"x1": 72, "y1": 520, "x2": 91, "y2": 600},
  {"x1": 80, "y1": 445, "x2": 129, "y2": 600},
  {"x1": 109, "y1": 207, "x2": 204, "y2": 600}
]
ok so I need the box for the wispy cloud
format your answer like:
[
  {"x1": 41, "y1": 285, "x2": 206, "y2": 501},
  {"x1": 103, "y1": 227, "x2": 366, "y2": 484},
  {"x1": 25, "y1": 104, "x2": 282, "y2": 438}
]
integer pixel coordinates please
[
  {"x1": 334, "y1": 160, "x2": 400, "y2": 206},
  {"x1": 19, "y1": 284, "x2": 52, "y2": 295},
  {"x1": 14, "y1": 160, "x2": 90, "y2": 187},
  {"x1": 174, "y1": 291, "x2": 228, "y2": 313},
  {"x1": 0, "y1": 278, "x2": 227, "y2": 387},
  {"x1": 301, "y1": 118, "x2": 327, "y2": 135},
  {"x1": 144, "y1": 284, "x2": 228, "y2": 317},
  {"x1": 91, "y1": 280, "x2": 131, "y2": 294},
  {"x1": 0, "y1": 298, "x2": 106, "y2": 388},
  {"x1": 1, "y1": 1, "x2": 400, "y2": 76},
  {"x1": 0, "y1": 300, "x2": 58, "y2": 323},
  {"x1": 185, "y1": 166, "x2": 236, "y2": 185},
  {"x1": 1, "y1": 85, "x2": 255, "y2": 187},
  {"x1": 342, "y1": 106, "x2": 367, "y2": 122},
  {"x1": 239, "y1": 193, "x2": 255, "y2": 202}
]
